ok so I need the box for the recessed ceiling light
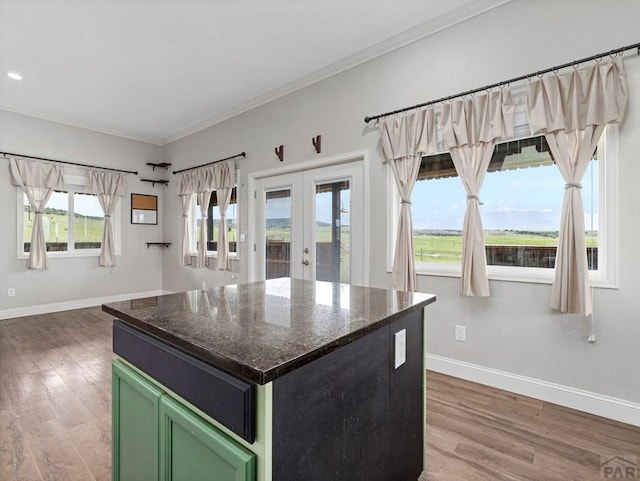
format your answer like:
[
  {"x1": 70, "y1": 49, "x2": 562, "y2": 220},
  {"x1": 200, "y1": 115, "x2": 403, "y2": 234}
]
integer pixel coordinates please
[{"x1": 7, "y1": 72, "x2": 23, "y2": 80}]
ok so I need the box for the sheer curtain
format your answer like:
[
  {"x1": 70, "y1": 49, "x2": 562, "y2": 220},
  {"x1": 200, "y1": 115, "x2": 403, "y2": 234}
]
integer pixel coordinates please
[
  {"x1": 441, "y1": 90, "x2": 514, "y2": 296},
  {"x1": 379, "y1": 108, "x2": 438, "y2": 291},
  {"x1": 175, "y1": 159, "x2": 236, "y2": 269},
  {"x1": 526, "y1": 58, "x2": 628, "y2": 315},
  {"x1": 88, "y1": 170, "x2": 126, "y2": 267},
  {"x1": 9, "y1": 157, "x2": 64, "y2": 270}
]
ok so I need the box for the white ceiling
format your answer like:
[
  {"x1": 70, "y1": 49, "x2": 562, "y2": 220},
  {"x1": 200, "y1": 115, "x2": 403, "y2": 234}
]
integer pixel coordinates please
[{"x1": 0, "y1": 0, "x2": 509, "y2": 145}]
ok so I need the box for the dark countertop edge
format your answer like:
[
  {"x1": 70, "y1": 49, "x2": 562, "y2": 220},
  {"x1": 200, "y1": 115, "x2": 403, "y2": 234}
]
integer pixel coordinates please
[{"x1": 103, "y1": 294, "x2": 436, "y2": 385}]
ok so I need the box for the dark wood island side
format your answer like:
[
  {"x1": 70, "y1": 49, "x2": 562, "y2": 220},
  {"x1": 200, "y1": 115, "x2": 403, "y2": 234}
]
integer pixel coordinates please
[{"x1": 103, "y1": 278, "x2": 436, "y2": 481}]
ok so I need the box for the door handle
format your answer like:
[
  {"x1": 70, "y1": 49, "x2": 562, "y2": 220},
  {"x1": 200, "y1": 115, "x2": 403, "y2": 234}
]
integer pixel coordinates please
[
  {"x1": 303, "y1": 247, "x2": 309, "y2": 254},
  {"x1": 302, "y1": 260, "x2": 310, "y2": 266}
]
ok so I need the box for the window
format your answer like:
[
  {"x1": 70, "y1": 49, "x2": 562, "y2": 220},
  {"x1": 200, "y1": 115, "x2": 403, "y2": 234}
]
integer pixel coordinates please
[
  {"x1": 388, "y1": 122, "x2": 618, "y2": 287},
  {"x1": 17, "y1": 176, "x2": 120, "y2": 258},
  {"x1": 193, "y1": 187, "x2": 238, "y2": 256}
]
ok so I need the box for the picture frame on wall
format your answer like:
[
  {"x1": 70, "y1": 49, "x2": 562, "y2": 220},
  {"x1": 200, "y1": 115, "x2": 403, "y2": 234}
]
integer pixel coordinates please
[{"x1": 131, "y1": 193, "x2": 158, "y2": 225}]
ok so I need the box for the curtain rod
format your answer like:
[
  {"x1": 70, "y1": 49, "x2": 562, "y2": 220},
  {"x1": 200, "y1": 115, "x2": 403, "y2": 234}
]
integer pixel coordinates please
[
  {"x1": 364, "y1": 41, "x2": 640, "y2": 124},
  {"x1": 0, "y1": 151, "x2": 138, "y2": 174},
  {"x1": 172, "y1": 151, "x2": 246, "y2": 174}
]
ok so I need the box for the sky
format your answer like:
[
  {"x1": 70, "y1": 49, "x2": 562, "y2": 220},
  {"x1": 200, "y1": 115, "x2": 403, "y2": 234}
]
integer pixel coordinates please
[
  {"x1": 27, "y1": 191, "x2": 103, "y2": 217},
  {"x1": 411, "y1": 160, "x2": 598, "y2": 232}
]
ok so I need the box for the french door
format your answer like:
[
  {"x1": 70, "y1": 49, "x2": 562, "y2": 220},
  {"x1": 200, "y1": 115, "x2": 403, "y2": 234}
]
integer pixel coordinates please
[{"x1": 252, "y1": 161, "x2": 365, "y2": 285}]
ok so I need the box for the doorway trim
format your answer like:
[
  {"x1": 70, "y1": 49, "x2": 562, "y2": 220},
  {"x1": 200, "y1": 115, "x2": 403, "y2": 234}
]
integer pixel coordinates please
[{"x1": 247, "y1": 149, "x2": 370, "y2": 285}]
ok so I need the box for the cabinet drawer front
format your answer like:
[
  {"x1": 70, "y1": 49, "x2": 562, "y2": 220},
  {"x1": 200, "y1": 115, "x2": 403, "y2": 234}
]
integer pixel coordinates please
[
  {"x1": 160, "y1": 395, "x2": 256, "y2": 481},
  {"x1": 113, "y1": 320, "x2": 255, "y2": 443}
]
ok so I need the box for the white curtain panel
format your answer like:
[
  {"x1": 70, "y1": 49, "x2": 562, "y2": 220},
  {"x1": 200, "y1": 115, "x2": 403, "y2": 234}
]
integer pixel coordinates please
[
  {"x1": 176, "y1": 171, "x2": 195, "y2": 266},
  {"x1": 379, "y1": 108, "x2": 438, "y2": 292},
  {"x1": 216, "y1": 186, "x2": 233, "y2": 270},
  {"x1": 9, "y1": 157, "x2": 64, "y2": 270},
  {"x1": 196, "y1": 191, "x2": 212, "y2": 268},
  {"x1": 442, "y1": 90, "x2": 514, "y2": 296},
  {"x1": 526, "y1": 58, "x2": 628, "y2": 315},
  {"x1": 213, "y1": 160, "x2": 236, "y2": 270},
  {"x1": 88, "y1": 170, "x2": 126, "y2": 267},
  {"x1": 179, "y1": 193, "x2": 193, "y2": 266},
  {"x1": 178, "y1": 159, "x2": 236, "y2": 269}
]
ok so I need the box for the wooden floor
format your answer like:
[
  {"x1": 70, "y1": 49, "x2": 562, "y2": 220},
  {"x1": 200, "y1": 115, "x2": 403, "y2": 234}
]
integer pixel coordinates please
[{"x1": 1, "y1": 308, "x2": 639, "y2": 481}]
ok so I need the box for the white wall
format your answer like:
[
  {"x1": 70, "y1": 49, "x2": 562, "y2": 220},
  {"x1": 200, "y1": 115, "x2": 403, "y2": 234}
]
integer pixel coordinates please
[
  {"x1": 162, "y1": 0, "x2": 640, "y2": 408},
  {"x1": 0, "y1": 110, "x2": 165, "y2": 316}
]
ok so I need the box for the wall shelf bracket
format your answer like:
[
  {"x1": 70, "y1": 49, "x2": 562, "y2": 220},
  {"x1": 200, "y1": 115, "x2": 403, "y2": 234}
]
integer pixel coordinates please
[
  {"x1": 146, "y1": 162, "x2": 172, "y2": 171},
  {"x1": 140, "y1": 178, "x2": 169, "y2": 187}
]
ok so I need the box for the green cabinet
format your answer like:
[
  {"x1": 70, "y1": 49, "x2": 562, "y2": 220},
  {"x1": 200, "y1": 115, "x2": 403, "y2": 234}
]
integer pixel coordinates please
[
  {"x1": 112, "y1": 360, "x2": 256, "y2": 481},
  {"x1": 160, "y1": 395, "x2": 256, "y2": 481},
  {"x1": 113, "y1": 359, "x2": 163, "y2": 481}
]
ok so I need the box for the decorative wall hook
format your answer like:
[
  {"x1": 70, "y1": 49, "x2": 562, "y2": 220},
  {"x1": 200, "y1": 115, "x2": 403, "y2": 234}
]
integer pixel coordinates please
[
  {"x1": 275, "y1": 145, "x2": 284, "y2": 162},
  {"x1": 312, "y1": 135, "x2": 321, "y2": 154}
]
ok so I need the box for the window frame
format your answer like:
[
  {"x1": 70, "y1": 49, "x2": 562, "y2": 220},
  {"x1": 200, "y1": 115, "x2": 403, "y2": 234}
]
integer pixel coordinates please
[
  {"x1": 386, "y1": 124, "x2": 619, "y2": 289},
  {"x1": 15, "y1": 172, "x2": 121, "y2": 260},
  {"x1": 189, "y1": 184, "x2": 240, "y2": 261}
]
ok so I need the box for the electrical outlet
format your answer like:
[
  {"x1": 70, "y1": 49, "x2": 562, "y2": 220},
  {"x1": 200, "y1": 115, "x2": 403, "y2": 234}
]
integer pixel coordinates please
[
  {"x1": 455, "y1": 325, "x2": 466, "y2": 342},
  {"x1": 7, "y1": 288, "x2": 15, "y2": 297},
  {"x1": 394, "y1": 329, "x2": 406, "y2": 369}
]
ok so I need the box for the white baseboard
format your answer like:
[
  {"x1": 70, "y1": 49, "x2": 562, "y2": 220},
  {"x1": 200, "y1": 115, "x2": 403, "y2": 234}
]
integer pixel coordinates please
[
  {"x1": 0, "y1": 290, "x2": 173, "y2": 320},
  {"x1": 426, "y1": 354, "x2": 640, "y2": 427}
]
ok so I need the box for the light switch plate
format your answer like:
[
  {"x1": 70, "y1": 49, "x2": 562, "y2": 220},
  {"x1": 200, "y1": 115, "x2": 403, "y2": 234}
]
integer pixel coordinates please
[{"x1": 394, "y1": 329, "x2": 406, "y2": 369}]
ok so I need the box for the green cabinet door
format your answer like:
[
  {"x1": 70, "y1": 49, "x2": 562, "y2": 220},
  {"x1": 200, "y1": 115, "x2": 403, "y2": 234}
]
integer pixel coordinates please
[
  {"x1": 159, "y1": 395, "x2": 256, "y2": 481},
  {"x1": 112, "y1": 360, "x2": 163, "y2": 481}
]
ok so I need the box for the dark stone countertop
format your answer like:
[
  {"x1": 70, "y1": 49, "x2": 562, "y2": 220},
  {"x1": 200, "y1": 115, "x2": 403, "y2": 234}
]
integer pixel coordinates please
[{"x1": 103, "y1": 278, "x2": 436, "y2": 385}]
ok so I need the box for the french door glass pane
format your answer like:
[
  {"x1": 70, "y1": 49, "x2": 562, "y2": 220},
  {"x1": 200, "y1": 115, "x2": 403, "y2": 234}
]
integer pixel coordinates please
[
  {"x1": 265, "y1": 189, "x2": 292, "y2": 280},
  {"x1": 315, "y1": 181, "x2": 350, "y2": 283}
]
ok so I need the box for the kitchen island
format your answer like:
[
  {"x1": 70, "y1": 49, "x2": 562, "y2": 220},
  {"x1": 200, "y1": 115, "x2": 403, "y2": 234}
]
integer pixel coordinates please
[{"x1": 103, "y1": 278, "x2": 435, "y2": 481}]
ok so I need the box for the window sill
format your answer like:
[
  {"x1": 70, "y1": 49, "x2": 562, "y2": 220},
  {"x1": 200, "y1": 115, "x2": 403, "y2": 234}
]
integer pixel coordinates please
[
  {"x1": 411, "y1": 264, "x2": 618, "y2": 289},
  {"x1": 188, "y1": 252, "x2": 239, "y2": 261},
  {"x1": 17, "y1": 250, "x2": 120, "y2": 260}
]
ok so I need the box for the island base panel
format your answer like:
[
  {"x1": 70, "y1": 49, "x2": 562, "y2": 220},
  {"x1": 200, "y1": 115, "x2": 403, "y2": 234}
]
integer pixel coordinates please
[{"x1": 272, "y1": 309, "x2": 424, "y2": 481}]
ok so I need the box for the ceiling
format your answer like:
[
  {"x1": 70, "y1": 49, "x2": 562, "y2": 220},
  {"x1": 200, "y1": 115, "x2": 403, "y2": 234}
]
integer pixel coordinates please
[{"x1": 0, "y1": 0, "x2": 509, "y2": 145}]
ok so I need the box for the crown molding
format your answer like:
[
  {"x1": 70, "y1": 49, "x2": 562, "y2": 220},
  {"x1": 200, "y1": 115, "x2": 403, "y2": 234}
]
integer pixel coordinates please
[{"x1": 0, "y1": 105, "x2": 164, "y2": 145}]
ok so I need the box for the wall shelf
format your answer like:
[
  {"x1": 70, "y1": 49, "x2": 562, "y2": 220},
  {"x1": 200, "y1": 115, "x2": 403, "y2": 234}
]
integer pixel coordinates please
[
  {"x1": 146, "y1": 162, "x2": 172, "y2": 171},
  {"x1": 146, "y1": 242, "x2": 172, "y2": 249},
  {"x1": 140, "y1": 178, "x2": 169, "y2": 187}
]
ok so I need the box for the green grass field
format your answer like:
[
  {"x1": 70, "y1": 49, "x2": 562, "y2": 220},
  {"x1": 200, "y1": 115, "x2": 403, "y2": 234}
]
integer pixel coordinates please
[
  {"x1": 264, "y1": 226, "x2": 598, "y2": 266},
  {"x1": 23, "y1": 210, "x2": 103, "y2": 244},
  {"x1": 414, "y1": 230, "x2": 598, "y2": 264}
]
